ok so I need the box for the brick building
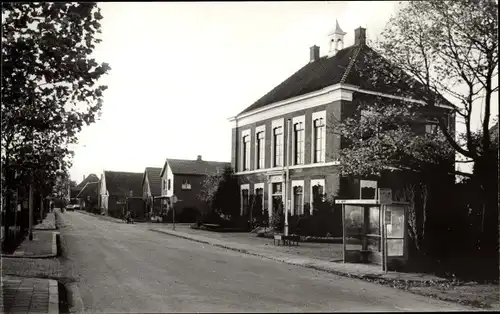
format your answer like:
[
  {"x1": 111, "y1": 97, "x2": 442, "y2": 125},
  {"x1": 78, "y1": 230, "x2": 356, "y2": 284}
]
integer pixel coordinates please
[
  {"x1": 142, "y1": 167, "x2": 162, "y2": 216},
  {"x1": 228, "y1": 21, "x2": 454, "y2": 220},
  {"x1": 99, "y1": 170, "x2": 143, "y2": 218},
  {"x1": 159, "y1": 156, "x2": 230, "y2": 220}
]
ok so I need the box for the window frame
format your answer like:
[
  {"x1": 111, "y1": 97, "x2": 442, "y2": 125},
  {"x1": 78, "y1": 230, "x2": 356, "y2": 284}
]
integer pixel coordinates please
[
  {"x1": 255, "y1": 125, "x2": 266, "y2": 170},
  {"x1": 292, "y1": 115, "x2": 305, "y2": 166},
  {"x1": 273, "y1": 126, "x2": 283, "y2": 167},
  {"x1": 271, "y1": 119, "x2": 284, "y2": 168},
  {"x1": 181, "y1": 179, "x2": 192, "y2": 190},
  {"x1": 240, "y1": 129, "x2": 251, "y2": 172},
  {"x1": 291, "y1": 180, "x2": 304, "y2": 216},
  {"x1": 310, "y1": 178, "x2": 325, "y2": 213},
  {"x1": 311, "y1": 111, "x2": 326, "y2": 164}
]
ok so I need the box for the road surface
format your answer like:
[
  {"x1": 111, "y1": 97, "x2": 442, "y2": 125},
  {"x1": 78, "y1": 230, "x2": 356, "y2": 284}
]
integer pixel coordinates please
[{"x1": 58, "y1": 211, "x2": 470, "y2": 313}]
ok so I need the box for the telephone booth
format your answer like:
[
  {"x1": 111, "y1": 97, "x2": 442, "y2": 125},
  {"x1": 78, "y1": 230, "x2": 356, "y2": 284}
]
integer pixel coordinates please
[{"x1": 335, "y1": 195, "x2": 409, "y2": 272}]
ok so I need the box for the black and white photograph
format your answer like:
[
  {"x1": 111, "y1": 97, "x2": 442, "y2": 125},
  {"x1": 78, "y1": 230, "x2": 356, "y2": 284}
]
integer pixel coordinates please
[{"x1": 1, "y1": 1, "x2": 498, "y2": 313}]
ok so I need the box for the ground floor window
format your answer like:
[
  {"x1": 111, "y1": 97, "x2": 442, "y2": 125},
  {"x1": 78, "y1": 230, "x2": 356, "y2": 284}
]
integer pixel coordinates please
[
  {"x1": 293, "y1": 186, "x2": 303, "y2": 215},
  {"x1": 311, "y1": 179, "x2": 325, "y2": 213},
  {"x1": 241, "y1": 189, "x2": 249, "y2": 216}
]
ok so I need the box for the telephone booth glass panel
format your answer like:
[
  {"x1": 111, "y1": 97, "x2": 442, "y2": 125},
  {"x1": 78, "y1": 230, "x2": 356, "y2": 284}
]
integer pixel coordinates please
[{"x1": 386, "y1": 205, "x2": 405, "y2": 257}]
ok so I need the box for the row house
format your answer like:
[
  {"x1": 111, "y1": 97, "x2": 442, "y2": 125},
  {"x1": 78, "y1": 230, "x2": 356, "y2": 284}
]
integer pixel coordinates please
[
  {"x1": 99, "y1": 170, "x2": 144, "y2": 218},
  {"x1": 159, "y1": 155, "x2": 230, "y2": 219},
  {"x1": 229, "y1": 21, "x2": 455, "y2": 219},
  {"x1": 142, "y1": 167, "x2": 162, "y2": 215}
]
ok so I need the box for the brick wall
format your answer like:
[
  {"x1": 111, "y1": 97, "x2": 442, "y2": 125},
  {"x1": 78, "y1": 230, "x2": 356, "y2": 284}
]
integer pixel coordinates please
[
  {"x1": 172, "y1": 174, "x2": 208, "y2": 214},
  {"x1": 232, "y1": 100, "x2": 343, "y2": 173}
]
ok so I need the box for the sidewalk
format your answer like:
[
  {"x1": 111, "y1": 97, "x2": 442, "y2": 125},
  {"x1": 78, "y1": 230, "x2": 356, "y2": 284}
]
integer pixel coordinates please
[
  {"x1": 149, "y1": 225, "x2": 443, "y2": 283},
  {"x1": 1, "y1": 214, "x2": 59, "y2": 258},
  {"x1": 34, "y1": 212, "x2": 57, "y2": 230},
  {"x1": 1, "y1": 275, "x2": 59, "y2": 314}
]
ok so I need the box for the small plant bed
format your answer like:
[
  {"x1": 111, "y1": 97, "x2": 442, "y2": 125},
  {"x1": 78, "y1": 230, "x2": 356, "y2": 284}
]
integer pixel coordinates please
[
  {"x1": 256, "y1": 231, "x2": 354, "y2": 244},
  {"x1": 190, "y1": 223, "x2": 247, "y2": 233},
  {"x1": 361, "y1": 276, "x2": 499, "y2": 309}
]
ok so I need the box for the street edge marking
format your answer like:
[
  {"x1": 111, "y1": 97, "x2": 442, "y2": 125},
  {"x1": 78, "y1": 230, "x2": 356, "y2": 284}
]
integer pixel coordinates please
[{"x1": 48, "y1": 279, "x2": 59, "y2": 314}]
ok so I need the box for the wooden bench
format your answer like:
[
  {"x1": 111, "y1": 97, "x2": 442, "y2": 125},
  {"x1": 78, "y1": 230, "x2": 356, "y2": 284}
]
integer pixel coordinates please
[
  {"x1": 283, "y1": 235, "x2": 300, "y2": 246},
  {"x1": 274, "y1": 234, "x2": 300, "y2": 246}
]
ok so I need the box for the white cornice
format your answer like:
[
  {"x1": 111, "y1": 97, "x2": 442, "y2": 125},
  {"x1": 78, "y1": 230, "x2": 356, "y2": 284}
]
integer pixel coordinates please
[
  {"x1": 228, "y1": 83, "x2": 454, "y2": 129},
  {"x1": 234, "y1": 161, "x2": 340, "y2": 176}
]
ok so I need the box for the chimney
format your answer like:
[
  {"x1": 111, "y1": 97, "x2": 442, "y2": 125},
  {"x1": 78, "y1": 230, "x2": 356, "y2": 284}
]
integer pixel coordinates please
[
  {"x1": 83, "y1": 175, "x2": 85, "y2": 181},
  {"x1": 354, "y1": 27, "x2": 367, "y2": 46},
  {"x1": 197, "y1": 155, "x2": 202, "y2": 161},
  {"x1": 309, "y1": 45, "x2": 320, "y2": 62}
]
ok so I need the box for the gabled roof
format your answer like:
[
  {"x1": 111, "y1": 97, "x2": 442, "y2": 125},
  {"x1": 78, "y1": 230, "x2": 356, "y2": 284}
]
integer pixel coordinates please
[
  {"x1": 239, "y1": 45, "x2": 360, "y2": 115},
  {"x1": 103, "y1": 171, "x2": 143, "y2": 197},
  {"x1": 161, "y1": 158, "x2": 230, "y2": 177},
  {"x1": 237, "y1": 42, "x2": 454, "y2": 117},
  {"x1": 142, "y1": 167, "x2": 162, "y2": 196},
  {"x1": 76, "y1": 182, "x2": 98, "y2": 200},
  {"x1": 76, "y1": 173, "x2": 99, "y2": 188}
]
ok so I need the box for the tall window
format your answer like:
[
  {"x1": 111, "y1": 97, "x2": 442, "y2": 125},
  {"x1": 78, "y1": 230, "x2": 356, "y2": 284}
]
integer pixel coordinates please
[
  {"x1": 256, "y1": 131, "x2": 265, "y2": 169},
  {"x1": 255, "y1": 188, "x2": 264, "y2": 213},
  {"x1": 167, "y1": 179, "x2": 171, "y2": 190},
  {"x1": 313, "y1": 118, "x2": 325, "y2": 163},
  {"x1": 242, "y1": 135, "x2": 250, "y2": 171},
  {"x1": 294, "y1": 122, "x2": 304, "y2": 165},
  {"x1": 181, "y1": 180, "x2": 191, "y2": 190},
  {"x1": 312, "y1": 183, "x2": 325, "y2": 211},
  {"x1": 293, "y1": 186, "x2": 303, "y2": 215},
  {"x1": 273, "y1": 126, "x2": 283, "y2": 167},
  {"x1": 241, "y1": 189, "x2": 249, "y2": 215}
]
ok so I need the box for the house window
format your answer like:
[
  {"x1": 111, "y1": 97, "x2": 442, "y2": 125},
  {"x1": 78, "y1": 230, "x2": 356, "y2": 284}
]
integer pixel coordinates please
[
  {"x1": 311, "y1": 179, "x2": 325, "y2": 213},
  {"x1": 181, "y1": 180, "x2": 191, "y2": 190},
  {"x1": 256, "y1": 131, "x2": 265, "y2": 169},
  {"x1": 425, "y1": 124, "x2": 437, "y2": 134},
  {"x1": 163, "y1": 179, "x2": 166, "y2": 190},
  {"x1": 273, "y1": 126, "x2": 283, "y2": 167},
  {"x1": 240, "y1": 184, "x2": 250, "y2": 215},
  {"x1": 294, "y1": 122, "x2": 304, "y2": 165},
  {"x1": 243, "y1": 135, "x2": 250, "y2": 171},
  {"x1": 255, "y1": 187, "x2": 264, "y2": 212},
  {"x1": 293, "y1": 186, "x2": 303, "y2": 215},
  {"x1": 313, "y1": 118, "x2": 325, "y2": 163},
  {"x1": 167, "y1": 179, "x2": 171, "y2": 190},
  {"x1": 241, "y1": 189, "x2": 249, "y2": 216}
]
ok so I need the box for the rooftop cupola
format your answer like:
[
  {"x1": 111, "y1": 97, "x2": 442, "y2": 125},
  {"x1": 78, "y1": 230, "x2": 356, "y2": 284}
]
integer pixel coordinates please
[{"x1": 327, "y1": 19, "x2": 347, "y2": 57}]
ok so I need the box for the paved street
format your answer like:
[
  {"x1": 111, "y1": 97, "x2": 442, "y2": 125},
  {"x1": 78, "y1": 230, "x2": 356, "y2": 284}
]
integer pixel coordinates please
[{"x1": 58, "y1": 211, "x2": 470, "y2": 313}]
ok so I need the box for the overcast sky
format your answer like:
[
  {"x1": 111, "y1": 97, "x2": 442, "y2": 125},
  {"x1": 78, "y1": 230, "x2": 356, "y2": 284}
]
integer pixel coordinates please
[{"x1": 68, "y1": 1, "x2": 497, "y2": 183}]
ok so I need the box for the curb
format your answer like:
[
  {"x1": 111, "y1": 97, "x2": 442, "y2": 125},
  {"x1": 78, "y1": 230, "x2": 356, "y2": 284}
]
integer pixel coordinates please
[
  {"x1": 1, "y1": 231, "x2": 59, "y2": 259},
  {"x1": 49, "y1": 279, "x2": 60, "y2": 314},
  {"x1": 76, "y1": 210, "x2": 124, "y2": 224},
  {"x1": 66, "y1": 282, "x2": 85, "y2": 313},
  {"x1": 149, "y1": 228, "x2": 448, "y2": 285}
]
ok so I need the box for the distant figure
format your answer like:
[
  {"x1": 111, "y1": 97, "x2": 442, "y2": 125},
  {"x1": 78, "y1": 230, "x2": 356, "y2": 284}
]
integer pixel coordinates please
[{"x1": 125, "y1": 210, "x2": 133, "y2": 223}]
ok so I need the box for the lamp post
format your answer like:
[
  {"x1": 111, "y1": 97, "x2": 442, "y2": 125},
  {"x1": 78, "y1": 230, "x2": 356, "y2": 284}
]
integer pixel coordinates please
[{"x1": 284, "y1": 119, "x2": 292, "y2": 236}]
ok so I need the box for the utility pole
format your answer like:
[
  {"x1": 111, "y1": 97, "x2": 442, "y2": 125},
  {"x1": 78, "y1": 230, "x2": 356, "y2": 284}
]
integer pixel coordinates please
[
  {"x1": 284, "y1": 119, "x2": 292, "y2": 236},
  {"x1": 29, "y1": 182, "x2": 33, "y2": 241}
]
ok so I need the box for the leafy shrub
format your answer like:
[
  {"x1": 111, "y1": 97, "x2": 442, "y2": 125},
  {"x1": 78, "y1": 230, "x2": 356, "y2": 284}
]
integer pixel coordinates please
[{"x1": 179, "y1": 207, "x2": 200, "y2": 223}]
